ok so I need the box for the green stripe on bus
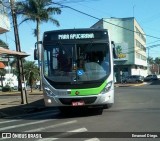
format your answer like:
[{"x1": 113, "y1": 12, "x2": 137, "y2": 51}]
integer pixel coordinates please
[{"x1": 70, "y1": 80, "x2": 107, "y2": 96}]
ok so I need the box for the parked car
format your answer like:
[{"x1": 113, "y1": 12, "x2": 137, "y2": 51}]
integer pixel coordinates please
[
  {"x1": 122, "y1": 75, "x2": 144, "y2": 83},
  {"x1": 13, "y1": 86, "x2": 18, "y2": 90},
  {"x1": 35, "y1": 81, "x2": 40, "y2": 89},
  {"x1": 144, "y1": 74, "x2": 158, "y2": 81}
]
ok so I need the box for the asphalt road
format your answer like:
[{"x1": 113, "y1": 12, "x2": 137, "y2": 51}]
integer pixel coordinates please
[{"x1": 0, "y1": 80, "x2": 160, "y2": 141}]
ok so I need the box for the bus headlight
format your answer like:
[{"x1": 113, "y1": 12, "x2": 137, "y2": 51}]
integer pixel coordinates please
[
  {"x1": 101, "y1": 81, "x2": 113, "y2": 94},
  {"x1": 44, "y1": 86, "x2": 55, "y2": 96}
]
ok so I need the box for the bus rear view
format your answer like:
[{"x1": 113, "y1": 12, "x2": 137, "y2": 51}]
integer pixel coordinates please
[{"x1": 35, "y1": 28, "x2": 114, "y2": 113}]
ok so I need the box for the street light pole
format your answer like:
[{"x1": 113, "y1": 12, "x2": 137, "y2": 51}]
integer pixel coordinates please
[{"x1": 10, "y1": 0, "x2": 27, "y2": 104}]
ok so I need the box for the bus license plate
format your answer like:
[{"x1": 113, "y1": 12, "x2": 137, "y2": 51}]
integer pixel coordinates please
[{"x1": 72, "y1": 101, "x2": 85, "y2": 106}]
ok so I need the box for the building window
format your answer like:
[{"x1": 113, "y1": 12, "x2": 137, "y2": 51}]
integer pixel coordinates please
[
  {"x1": 135, "y1": 39, "x2": 146, "y2": 52},
  {"x1": 136, "y1": 52, "x2": 141, "y2": 59},
  {"x1": 135, "y1": 26, "x2": 146, "y2": 42},
  {"x1": 0, "y1": 2, "x2": 7, "y2": 14},
  {"x1": 136, "y1": 52, "x2": 146, "y2": 61}
]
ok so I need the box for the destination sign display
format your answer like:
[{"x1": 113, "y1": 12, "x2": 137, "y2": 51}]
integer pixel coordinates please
[
  {"x1": 58, "y1": 33, "x2": 94, "y2": 40},
  {"x1": 43, "y1": 29, "x2": 109, "y2": 42}
]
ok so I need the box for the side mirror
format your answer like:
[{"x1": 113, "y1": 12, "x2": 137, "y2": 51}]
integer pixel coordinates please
[
  {"x1": 34, "y1": 49, "x2": 38, "y2": 60},
  {"x1": 34, "y1": 41, "x2": 42, "y2": 60}
]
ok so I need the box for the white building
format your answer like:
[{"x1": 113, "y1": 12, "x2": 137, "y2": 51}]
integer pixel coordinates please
[
  {"x1": 0, "y1": 0, "x2": 10, "y2": 62},
  {"x1": 91, "y1": 17, "x2": 147, "y2": 82},
  {"x1": 0, "y1": 0, "x2": 10, "y2": 34},
  {"x1": 2, "y1": 73, "x2": 18, "y2": 87}
]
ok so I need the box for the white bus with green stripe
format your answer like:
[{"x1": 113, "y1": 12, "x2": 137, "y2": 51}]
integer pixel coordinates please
[{"x1": 34, "y1": 28, "x2": 116, "y2": 111}]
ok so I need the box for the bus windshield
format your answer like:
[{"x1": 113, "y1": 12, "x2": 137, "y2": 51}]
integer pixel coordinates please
[{"x1": 43, "y1": 42, "x2": 110, "y2": 83}]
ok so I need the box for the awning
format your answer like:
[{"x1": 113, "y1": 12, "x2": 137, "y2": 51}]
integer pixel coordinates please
[
  {"x1": 0, "y1": 47, "x2": 29, "y2": 58},
  {"x1": 0, "y1": 62, "x2": 5, "y2": 69}
]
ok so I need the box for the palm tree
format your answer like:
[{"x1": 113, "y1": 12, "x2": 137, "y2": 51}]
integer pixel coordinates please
[
  {"x1": 16, "y1": 0, "x2": 61, "y2": 91},
  {"x1": 147, "y1": 57, "x2": 154, "y2": 64},
  {"x1": 16, "y1": 0, "x2": 61, "y2": 43},
  {"x1": 23, "y1": 61, "x2": 39, "y2": 92},
  {"x1": 9, "y1": 59, "x2": 39, "y2": 92},
  {"x1": 154, "y1": 57, "x2": 160, "y2": 65},
  {"x1": 0, "y1": 69, "x2": 6, "y2": 87},
  {"x1": 154, "y1": 57, "x2": 160, "y2": 74},
  {"x1": 0, "y1": 40, "x2": 8, "y2": 87},
  {"x1": 0, "y1": 39, "x2": 9, "y2": 49}
]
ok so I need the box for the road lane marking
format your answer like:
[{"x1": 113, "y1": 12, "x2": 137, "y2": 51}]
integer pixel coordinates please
[
  {"x1": 0, "y1": 110, "x2": 59, "y2": 124},
  {"x1": 0, "y1": 120, "x2": 78, "y2": 141},
  {"x1": 26, "y1": 120, "x2": 77, "y2": 132},
  {"x1": 69, "y1": 128, "x2": 88, "y2": 132},
  {"x1": 0, "y1": 119, "x2": 19, "y2": 124},
  {"x1": 0, "y1": 113, "x2": 59, "y2": 131},
  {"x1": 37, "y1": 138, "x2": 54, "y2": 141},
  {"x1": 84, "y1": 138, "x2": 100, "y2": 141},
  {"x1": 37, "y1": 127, "x2": 88, "y2": 141},
  {"x1": 4, "y1": 109, "x2": 59, "y2": 119}
]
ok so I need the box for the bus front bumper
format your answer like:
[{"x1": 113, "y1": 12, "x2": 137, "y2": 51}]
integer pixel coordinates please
[{"x1": 44, "y1": 89, "x2": 114, "y2": 107}]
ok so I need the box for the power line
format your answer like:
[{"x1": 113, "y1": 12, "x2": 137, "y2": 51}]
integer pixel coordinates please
[
  {"x1": 51, "y1": 2, "x2": 160, "y2": 40},
  {"x1": 147, "y1": 40, "x2": 160, "y2": 45},
  {"x1": 146, "y1": 44, "x2": 160, "y2": 49},
  {"x1": 54, "y1": 0, "x2": 98, "y2": 4},
  {"x1": 1, "y1": 1, "x2": 159, "y2": 59},
  {"x1": 50, "y1": 2, "x2": 160, "y2": 59}
]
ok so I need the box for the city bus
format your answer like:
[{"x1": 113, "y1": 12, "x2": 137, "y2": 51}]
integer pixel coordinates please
[{"x1": 34, "y1": 28, "x2": 116, "y2": 112}]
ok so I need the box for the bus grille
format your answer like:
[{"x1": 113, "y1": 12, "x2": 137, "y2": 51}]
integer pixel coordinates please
[{"x1": 59, "y1": 97, "x2": 97, "y2": 105}]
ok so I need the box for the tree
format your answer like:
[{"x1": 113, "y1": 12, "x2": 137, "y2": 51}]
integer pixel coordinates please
[
  {"x1": 0, "y1": 69, "x2": 6, "y2": 87},
  {"x1": 0, "y1": 39, "x2": 9, "y2": 49},
  {"x1": 23, "y1": 61, "x2": 39, "y2": 92},
  {"x1": 28, "y1": 71, "x2": 35, "y2": 92},
  {"x1": 147, "y1": 57, "x2": 154, "y2": 64},
  {"x1": 154, "y1": 57, "x2": 160, "y2": 74},
  {"x1": 10, "y1": 57, "x2": 17, "y2": 74},
  {"x1": 7, "y1": 59, "x2": 38, "y2": 91},
  {"x1": 154, "y1": 57, "x2": 160, "y2": 65},
  {"x1": 16, "y1": 0, "x2": 61, "y2": 91},
  {"x1": 16, "y1": 0, "x2": 61, "y2": 43},
  {"x1": 10, "y1": 58, "x2": 26, "y2": 76},
  {"x1": 0, "y1": 40, "x2": 8, "y2": 87},
  {"x1": 9, "y1": 59, "x2": 39, "y2": 92}
]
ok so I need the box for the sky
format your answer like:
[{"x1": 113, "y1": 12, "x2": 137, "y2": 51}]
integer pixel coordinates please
[{"x1": 1, "y1": 0, "x2": 160, "y2": 61}]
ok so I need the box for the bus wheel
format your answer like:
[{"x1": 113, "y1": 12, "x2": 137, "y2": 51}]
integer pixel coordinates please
[{"x1": 103, "y1": 103, "x2": 113, "y2": 109}]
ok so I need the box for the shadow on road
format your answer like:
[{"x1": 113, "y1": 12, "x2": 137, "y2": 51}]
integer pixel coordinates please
[
  {"x1": 0, "y1": 98, "x2": 103, "y2": 120},
  {"x1": 58, "y1": 107, "x2": 103, "y2": 118},
  {"x1": 0, "y1": 98, "x2": 45, "y2": 118},
  {"x1": 149, "y1": 79, "x2": 160, "y2": 85}
]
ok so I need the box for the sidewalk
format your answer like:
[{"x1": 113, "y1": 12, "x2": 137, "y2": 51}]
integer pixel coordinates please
[
  {"x1": 0, "y1": 90, "x2": 45, "y2": 118},
  {"x1": 114, "y1": 82, "x2": 148, "y2": 87}
]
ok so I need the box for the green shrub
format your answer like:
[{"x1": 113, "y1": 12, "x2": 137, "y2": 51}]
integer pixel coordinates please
[{"x1": 2, "y1": 85, "x2": 11, "y2": 92}]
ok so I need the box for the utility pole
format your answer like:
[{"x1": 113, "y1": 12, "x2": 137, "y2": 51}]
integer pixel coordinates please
[
  {"x1": 10, "y1": 0, "x2": 28, "y2": 104},
  {"x1": 147, "y1": 48, "x2": 151, "y2": 74},
  {"x1": 133, "y1": 5, "x2": 135, "y2": 17}
]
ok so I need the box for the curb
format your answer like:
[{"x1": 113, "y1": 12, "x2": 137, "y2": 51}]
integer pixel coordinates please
[{"x1": 114, "y1": 82, "x2": 147, "y2": 87}]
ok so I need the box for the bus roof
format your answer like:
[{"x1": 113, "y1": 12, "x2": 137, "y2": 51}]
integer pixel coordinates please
[{"x1": 44, "y1": 28, "x2": 108, "y2": 34}]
